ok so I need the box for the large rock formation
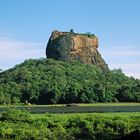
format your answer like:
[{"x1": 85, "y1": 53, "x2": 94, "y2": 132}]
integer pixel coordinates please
[{"x1": 46, "y1": 30, "x2": 108, "y2": 70}]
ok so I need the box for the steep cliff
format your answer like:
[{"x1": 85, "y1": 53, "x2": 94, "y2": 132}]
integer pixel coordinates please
[{"x1": 46, "y1": 30, "x2": 108, "y2": 70}]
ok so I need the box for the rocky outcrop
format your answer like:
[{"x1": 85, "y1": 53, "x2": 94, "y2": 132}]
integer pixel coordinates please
[{"x1": 46, "y1": 30, "x2": 108, "y2": 70}]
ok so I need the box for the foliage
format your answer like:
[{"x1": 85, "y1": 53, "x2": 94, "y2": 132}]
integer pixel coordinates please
[
  {"x1": 0, "y1": 58, "x2": 140, "y2": 104},
  {"x1": 1, "y1": 108, "x2": 31, "y2": 122},
  {"x1": 0, "y1": 109, "x2": 140, "y2": 140}
]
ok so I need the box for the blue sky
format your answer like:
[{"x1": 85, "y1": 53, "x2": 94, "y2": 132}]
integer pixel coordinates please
[{"x1": 0, "y1": 0, "x2": 140, "y2": 79}]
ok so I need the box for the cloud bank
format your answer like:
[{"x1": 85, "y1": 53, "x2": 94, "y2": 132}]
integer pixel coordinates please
[
  {"x1": 0, "y1": 38, "x2": 45, "y2": 70},
  {"x1": 100, "y1": 46, "x2": 140, "y2": 79}
]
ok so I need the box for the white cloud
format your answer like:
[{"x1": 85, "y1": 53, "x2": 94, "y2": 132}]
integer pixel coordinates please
[
  {"x1": 100, "y1": 47, "x2": 140, "y2": 56},
  {"x1": 103, "y1": 50, "x2": 140, "y2": 56},
  {"x1": 0, "y1": 38, "x2": 46, "y2": 70},
  {"x1": 126, "y1": 73, "x2": 140, "y2": 79},
  {"x1": 109, "y1": 63, "x2": 140, "y2": 79},
  {"x1": 99, "y1": 46, "x2": 140, "y2": 79},
  {"x1": 110, "y1": 63, "x2": 140, "y2": 70}
]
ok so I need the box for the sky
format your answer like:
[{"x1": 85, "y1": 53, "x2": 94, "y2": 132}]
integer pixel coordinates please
[{"x1": 0, "y1": 0, "x2": 140, "y2": 79}]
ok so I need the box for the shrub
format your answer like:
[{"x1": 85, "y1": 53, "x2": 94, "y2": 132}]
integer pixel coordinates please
[{"x1": 1, "y1": 108, "x2": 31, "y2": 122}]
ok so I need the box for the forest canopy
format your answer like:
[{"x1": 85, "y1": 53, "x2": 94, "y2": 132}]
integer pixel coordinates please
[{"x1": 0, "y1": 58, "x2": 140, "y2": 104}]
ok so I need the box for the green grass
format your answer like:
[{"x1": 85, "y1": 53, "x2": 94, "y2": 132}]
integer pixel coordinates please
[
  {"x1": 0, "y1": 103, "x2": 140, "y2": 114},
  {"x1": 31, "y1": 112, "x2": 140, "y2": 120},
  {"x1": 76, "y1": 102, "x2": 140, "y2": 106},
  {"x1": 1, "y1": 102, "x2": 140, "y2": 107}
]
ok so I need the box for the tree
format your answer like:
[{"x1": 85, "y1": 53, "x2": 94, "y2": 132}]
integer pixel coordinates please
[{"x1": 70, "y1": 29, "x2": 74, "y2": 33}]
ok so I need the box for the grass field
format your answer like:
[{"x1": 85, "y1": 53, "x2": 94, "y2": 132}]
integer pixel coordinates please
[
  {"x1": 31, "y1": 112, "x2": 140, "y2": 120},
  {"x1": 0, "y1": 102, "x2": 140, "y2": 108},
  {"x1": 0, "y1": 103, "x2": 140, "y2": 113}
]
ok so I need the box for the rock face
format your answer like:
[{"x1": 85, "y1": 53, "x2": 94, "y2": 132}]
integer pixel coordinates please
[{"x1": 46, "y1": 30, "x2": 108, "y2": 70}]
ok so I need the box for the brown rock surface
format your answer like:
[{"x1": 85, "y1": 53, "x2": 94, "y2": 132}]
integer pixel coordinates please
[{"x1": 46, "y1": 30, "x2": 108, "y2": 70}]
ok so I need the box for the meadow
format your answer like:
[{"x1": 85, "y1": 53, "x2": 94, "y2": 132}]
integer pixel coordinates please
[{"x1": 0, "y1": 103, "x2": 140, "y2": 113}]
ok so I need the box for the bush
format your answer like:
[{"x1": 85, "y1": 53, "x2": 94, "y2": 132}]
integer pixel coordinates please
[
  {"x1": 0, "y1": 109, "x2": 140, "y2": 140},
  {"x1": 1, "y1": 108, "x2": 31, "y2": 122}
]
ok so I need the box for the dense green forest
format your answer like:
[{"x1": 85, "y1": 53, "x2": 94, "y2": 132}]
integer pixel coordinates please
[
  {"x1": 0, "y1": 58, "x2": 140, "y2": 104},
  {"x1": 0, "y1": 109, "x2": 140, "y2": 140}
]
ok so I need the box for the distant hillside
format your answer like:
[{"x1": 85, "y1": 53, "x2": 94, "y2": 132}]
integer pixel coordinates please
[{"x1": 0, "y1": 58, "x2": 139, "y2": 104}]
